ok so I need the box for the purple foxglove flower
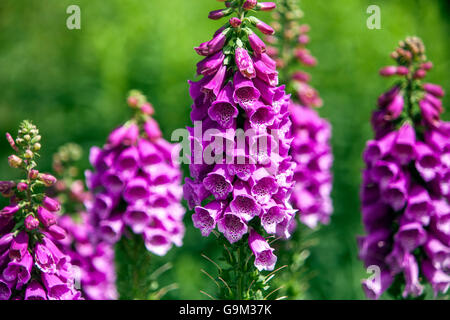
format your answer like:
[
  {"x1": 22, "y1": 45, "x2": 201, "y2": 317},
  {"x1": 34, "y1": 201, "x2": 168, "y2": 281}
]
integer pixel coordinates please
[
  {"x1": 202, "y1": 64, "x2": 227, "y2": 102},
  {"x1": 230, "y1": 180, "x2": 262, "y2": 221},
  {"x1": 3, "y1": 251, "x2": 33, "y2": 289},
  {"x1": 254, "y1": 18, "x2": 275, "y2": 35},
  {"x1": 47, "y1": 225, "x2": 67, "y2": 240},
  {"x1": 208, "y1": 82, "x2": 238, "y2": 129},
  {"x1": 101, "y1": 170, "x2": 124, "y2": 195},
  {"x1": 143, "y1": 228, "x2": 172, "y2": 256},
  {"x1": 217, "y1": 211, "x2": 248, "y2": 243},
  {"x1": 250, "y1": 169, "x2": 279, "y2": 204},
  {"x1": 415, "y1": 142, "x2": 440, "y2": 181},
  {"x1": 424, "y1": 237, "x2": 450, "y2": 270},
  {"x1": 254, "y1": 59, "x2": 279, "y2": 86},
  {"x1": 107, "y1": 125, "x2": 129, "y2": 147},
  {"x1": 114, "y1": 147, "x2": 139, "y2": 180},
  {"x1": 25, "y1": 280, "x2": 47, "y2": 300},
  {"x1": 233, "y1": 72, "x2": 261, "y2": 111},
  {"x1": 37, "y1": 207, "x2": 57, "y2": 228},
  {"x1": 9, "y1": 231, "x2": 29, "y2": 261},
  {"x1": 124, "y1": 204, "x2": 150, "y2": 234},
  {"x1": 197, "y1": 31, "x2": 227, "y2": 56},
  {"x1": 123, "y1": 177, "x2": 150, "y2": 204},
  {"x1": 370, "y1": 160, "x2": 400, "y2": 189},
  {"x1": 0, "y1": 278, "x2": 12, "y2": 300},
  {"x1": 381, "y1": 173, "x2": 408, "y2": 211},
  {"x1": 419, "y1": 99, "x2": 440, "y2": 127},
  {"x1": 0, "y1": 233, "x2": 13, "y2": 252},
  {"x1": 99, "y1": 217, "x2": 124, "y2": 244},
  {"x1": 144, "y1": 118, "x2": 162, "y2": 140},
  {"x1": 260, "y1": 202, "x2": 289, "y2": 234},
  {"x1": 248, "y1": 32, "x2": 266, "y2": 56},
  {"x1": 424, "y1": 93, "x2": 443, "y2": 113},
  {"x1": 392, "y1": 123, "x2": 416, "y2": 164},
  {"x1": 208, "y1": 9, "x2": 229, "y2": 20},
  {"x1": 422, "y1": 260, "x2": 450, "y2": 296},
  {"x1": 358, "y1": 229, "x2": 391, "y2": 267},
  {"x1": 248, "y1": 103, "x2": 276, "y2": 129},
  {"x1": 243, "y1": 0, "x2": 257, "y2": 10},
  {"x1": 362, "y1": 269, "x2": 393, "y2": 300},
  {"x1": 192, "y1": 201, "x2": 225, "y2": 236},
  {"x1": 402, "y1": 252, "x2": 424, "y2": 298},
  {"x1": 404, "y1": 185, "x2": 432, "y2": 225},
  {"x1": 227, "y1": 154, "x2": 257, "y2": 181},
  {"x1": 235, "y1": 47, "x2": 256, "y2": 79},
  {"x1": 197, "y1": 51, "x2": 225, "y2": 76},
  {"x1": 34, "y1": 242, "x2": 57, "y2": 274},
  {"x1": 203, "y1": 164, "x2": 233, "y2": 200},
  {"x1": 248, "y1": 229, "x2": 277, "y2": 271},
  {"x1": 361, "y1": 202, "x2": 392, "y2": 233},
  {"x1": 42, "y1": 273, "x2": 76, "y2": 300},
  {"x1": 93, "y1": 193, "x2": 114, "y2": 219},
  {"x1": 423, "y1": 83, "x2": 444, "y2": 98},
  {"x1": 362, "y1": 131, "x2": 396, "y2": 165},
  {"x1": 183, "y1": 177, "x2": 211, "y2": 210},
  {"x1": 385, "y1": 244, "x2": 406, "y2": 274},
  {"x1": 395, "y1": 221, "x2": 427, "y2": 252},
  {"x1": 384, "y1": 94, "x2": 404, "y2": 120},
  {"x1": 42, "y1": 196, "x2": 61, "y2": 212},
  {"x1": 0, "y1": 205, "x2": 19, "y2": 218}
]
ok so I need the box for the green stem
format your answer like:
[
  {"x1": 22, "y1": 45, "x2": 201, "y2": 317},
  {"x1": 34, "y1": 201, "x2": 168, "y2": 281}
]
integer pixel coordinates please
[{"x1": 115, "y1": 232, "x2": 152, "y2": 300}]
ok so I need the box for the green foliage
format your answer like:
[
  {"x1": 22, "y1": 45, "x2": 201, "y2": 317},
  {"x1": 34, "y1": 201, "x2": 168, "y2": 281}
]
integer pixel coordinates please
[{"x1": 0, "y1": 0, "x2": 449, "y2": 299}]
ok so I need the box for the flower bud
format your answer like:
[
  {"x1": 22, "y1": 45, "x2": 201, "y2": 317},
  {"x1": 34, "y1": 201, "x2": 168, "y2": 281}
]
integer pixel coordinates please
[
  {"x1": 33, "y1": 143, "x2": 41, "y2": 151},
  {"x1": 39, "y1": 173, "x2": 57, "y2": 187},
  {"x1": 29, "y1": 169, "x2": 39, "y2": 180},
  {"x1": 6, "y1": 133, "x2": 18, "y2": 152},
  {"x1": 256, "y1": 2, "x2": 276, "y2": 11},
  {"x1": 25, "y1": 215, "x2": 39, "y2": 231},
  {"x1": 396, "y1": 66, "x2": 409, "y2": 75},
  {"x1": 42, "y1": 196, "x2": 61, "y2": 212},
  {"x1": 8, "y1": 155, "x2": 22, "y2": 168},
  {"x1": 0, "y1": 181, "x2": 15, "y2": 197},
  {"x1": 379, "y1": 66, "x2": 397, "y2": 77},
  {"x1": 292, "y1": 71, "x2": 311, "y2": 82},
  {"x1": 144, "y1": 118, "x2": 162, "y2": 140},
  {"x1": 127, "y1": 96, "x2": 139, "y2": 107},
  {"x1": 140, "y1": 102, "x2": 154, "y2": 115},
  {"x1": 47, "y1": 225, "x2": 67, "y2": 240},
  {"x1": 0, "y1": 205, "x2": 20, "y2": 218},
  {"x1": 255, "y1": 19, "x2": 275, "y2": 35},
  {"x1": 37, "y1": 206, "x2": 57, "y2": 227},
  {"x1": 229, "y1": 17, "x2": 242, "y2": 28},
  {"x1": 24, "y1": 149, "x2": 33, "y2": 159},
  {"x1": 298, "y1": 34, "x2": 310, "y2": 45},
  {"x1": 413, "y1": 69, "x2": 426, "y2": 79},
  {"x1": 248, "y1": 32, "x2": 266, "y2": 56},
  {"x1": 421, "y1": 62, "x2": 433, "y2": 70},
  {"x1": 208, "y1": 8, "x2": 231, "y2": 20},
  {"x1": 243, "y1": 0, "x2": 258, "y2": 10},
  {"x1": 17, "y1": 182, "x2": 28, "y2": 191}
]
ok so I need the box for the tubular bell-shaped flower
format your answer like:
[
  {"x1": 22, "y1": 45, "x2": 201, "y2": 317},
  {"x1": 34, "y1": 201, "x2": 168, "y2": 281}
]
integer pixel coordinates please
[
  {"x1": 0, "y1": 121, "x2": 82, "y2": 300},
  {"x1": 359, "y1": 37, "x2": 450, "y2": 299}
]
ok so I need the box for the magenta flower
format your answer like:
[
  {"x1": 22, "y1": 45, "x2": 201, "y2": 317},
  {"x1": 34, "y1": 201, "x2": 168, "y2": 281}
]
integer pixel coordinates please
[{"x1": 248, "y1": 229, "x2": 277, "y2": 271}]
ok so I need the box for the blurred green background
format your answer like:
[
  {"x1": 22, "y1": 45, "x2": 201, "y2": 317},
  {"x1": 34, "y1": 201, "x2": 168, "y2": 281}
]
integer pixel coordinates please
[{"x1": 0, "y1": 0, "x2": 449, "y2": 299}]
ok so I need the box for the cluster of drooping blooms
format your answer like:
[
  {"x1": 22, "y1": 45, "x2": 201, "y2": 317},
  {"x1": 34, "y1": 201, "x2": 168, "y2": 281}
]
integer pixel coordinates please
[
  {"x1": 359, "y1": 37, "x2": 450, "y2": 299},
  {"x1": 267, "y1": 0, "x2": 333, "y2": 228},
  {"x1": 86, "y1": 91, "x2": 185, "y2": 256},
  {"x1": 48, "y1": 143, "x2": 117, "y2": 300},
  {"x1": 183, "y1": 0, "x2": 297, "y2": 272},
  {"x1": 0, "y1": 121, "x2": 82, "y2": 300}
]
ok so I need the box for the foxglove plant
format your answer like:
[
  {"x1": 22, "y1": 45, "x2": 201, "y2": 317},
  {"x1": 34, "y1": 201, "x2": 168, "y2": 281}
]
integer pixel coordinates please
[
  {"x1": 86, "y1": 91, "x2": 185, "y2": 299},
  {"x1": 359, "y1": 37, "x2": 450, "y2": 299},
  {"x1": 267, "y1": 0, "x2": 333, "y2": 299},
  {"x1": 184, "y1": 0, "x2": 295, "y2": 299},
  {"x1": 48, "y1": 143, "x2": 117, "y2": 300},
  {"x1": 0, "y1": 121, "x2": 82, "y2": 300}
]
